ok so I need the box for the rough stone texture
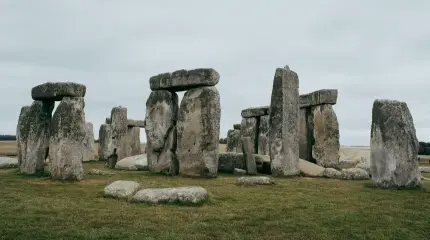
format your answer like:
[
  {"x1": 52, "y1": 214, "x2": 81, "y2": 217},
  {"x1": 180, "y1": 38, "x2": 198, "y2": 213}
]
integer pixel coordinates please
[
  {"x1": 127, "y1": 127, "x2": 142, "y2": 156},
  {"x1": 234, "y1": 168, "x2": 247, "y2": 175},
  {"x1": 299, "y1": 159, "x2": 325, "y2": 177},
  {"x1": 339, "y1": 159, "x2": 359, "y2": 169},
  {"x1": 299, "y1": 89, "x2": 338, "y2": 108},
  {"x1": 132, "y1": 186, "x2": 208, "y2": 204},
  {"x1": 0, "y1": 157, "x2": 18, "y2": 169},
  {"x1": 127, "y1": 119, "x2": 145, "y2": 128},
  {"x1": 218, "y1": 152, "x2": 265, "y2": 173},
  {"x1": 49, "y1": 97, "x2": 85, "y2": 180},
  {"x1": 16, "y1": 105, "x2": 31, "y2": 169},
  {"x1": 241, "y1": 106, "x2": 270, "y2": 118},
  {"x1": 299, "y1": 108, "x2": 311, "y2": 161},
  {"x1": 370, "y1": 99, "x2": 421, "y2": 188},
  {"x1": 233, "y1": 124, "x2": 241, "y2": 130},
  {"x1": 88, "y1": 169, "x2": 115, "y2": 176},
  {"x1": 311, "y1": 104, "x2": 340, "y2": 168},
  {"x1": 19, "y1": 100, "x2": 54, "y2": 174},
  {"x1": 236, "y1": 176, "x2": 275, "y2": 186},
  {"x1": 31, "y1": 82, "x2": 86, "y2": 101},
  {"x1": 355, "y1": 162, "x2": 371, "y2": 174},
  {"x1": 323, "y1": 168, "x2": 342, "y2": 178},
  {"x1": 145, "y1": 90, "x2": 179, "y2": 175},
  {"x1": 258, "y1": 115, "x2": 270, "y2": 155},
  {"x1": 340, "y1": 168, "x2": 370, "y2": 180},
  {"x1": 237, "y1": 117, "x2": 257, "y2": 154},
  {"x1": 268, "y1": 67, "x2": 300, "y2": 177},
  {"x1": 98, "y1": 124, "x2": 113, "y2": 161},
  {"x1": 110, "y1": 106, "x2": 130, "y2": 161},
  {"x1": 104, "y1": 180, "x2": 140, "y2": 199},
  {"x1": 150, "y1": 68, "x2": 220, "y2": 91},
  {"x1": 177, "y1": 86, "x2": 220, "y2": 178},
  {"x1": 83, "y1": 122, "x2": 96, "y2": 162},
  {"x1": 115, "y1": 154, "x2": 148, "y2": 171},
  {"x1": 226, "y1": 129, "x2": 240, "y2": 152},
  {"x1": 241, "y1": 137, "x2": 257, "y2": 175},
  {"x1": 419, "y1": 166, "x2": 430, "y2": 173},
  {"x1": 107, "y1": 149, "x2": 118, "y2": 169}
]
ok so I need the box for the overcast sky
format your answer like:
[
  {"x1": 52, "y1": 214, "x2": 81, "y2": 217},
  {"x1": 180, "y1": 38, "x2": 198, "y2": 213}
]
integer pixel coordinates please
[{"x1": 1, "y1": 0, "x2": 429, "y2": 146}]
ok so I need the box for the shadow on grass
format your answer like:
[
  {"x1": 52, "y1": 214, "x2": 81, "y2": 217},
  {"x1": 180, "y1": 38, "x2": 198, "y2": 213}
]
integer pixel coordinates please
[{"x1": 363, "y1": 182, "x2": 427, "y2": 192}]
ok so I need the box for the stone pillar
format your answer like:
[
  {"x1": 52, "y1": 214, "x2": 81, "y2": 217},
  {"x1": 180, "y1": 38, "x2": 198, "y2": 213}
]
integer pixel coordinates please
[
  {"x1": 16, "y1": 106, "x2": 31, "y2": 169},
  {"x1": 49, "y1": 97, "x2": 85, "y2": 180},
  {"x1": 226, "y1": 128, "x2": 240, "y2": 152},
  {"x1": 83, "y1": 122, "x2": 96, "y2": 162},
  {"x1": 110, "y1": 106, "x2": 129, "y2": 161},
  {"x1": 98, "y1": 124, "x2": 113, "y2": 161},
  {"x1": 258, "y1": 115, "x2": 270, "y2": 155},
  {"x1": 237, "y1": 117, "x2": 257, "y2": 153},
  {"x1": 370, "y1": 99, "x2": 421, "y2": 188},
  {"x1": 268, "y1": 67, "x2": 300, "y2": 177},
  {"x1": 145, "y1": 90, "x2": 179, "y2": 175}
]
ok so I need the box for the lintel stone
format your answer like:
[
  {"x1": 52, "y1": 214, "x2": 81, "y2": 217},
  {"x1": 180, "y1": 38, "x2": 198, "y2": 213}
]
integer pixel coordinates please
[
  {"x1": 150, "y1": 68, "x2": 219, "y2": 92},
  {"x1": 31, "y1": 82, "x2": 86, "y2": 101},
  {"x1": 241, "y1": 106, "x2": 270, "y2": 118},
  {"x1": 299, "y1": 89, "x2": 337, "y2": 108}
]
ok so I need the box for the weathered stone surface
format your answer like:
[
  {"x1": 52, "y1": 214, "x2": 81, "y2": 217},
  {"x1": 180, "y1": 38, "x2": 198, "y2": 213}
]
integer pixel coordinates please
[
  {"x1": 419, "y1": 166, "x2": 430, "y2": 173},
  {"x1": 311, "y1": 104, "x2": 340, "y2": 168},
  {"x1": 299, "y1": 159, "x2": 325, "y2": 177},
  {"x1": 226, "y1": 129, "x2": 240, "y2": 152},
  {"x1": 107, "y1": 149, "x2": 118, "y2": 169},
  {"x1": 110, "y1": 106, "x2": 130, "y2": 161},
  {"x1": 299, "y1": 89, "x2": 337, "y2": 108},
  {"x1": 241, "y1": 106, "x2": 270, "y2": 118},
  {"x1": 236, "y1": 176, "x2": 275, "y2": 186},
  {"x1": 339, "y1": 159, "x2": 359, "y2": 169},
  {"x1": 98, "y1": 124, "x2": 113, "y2": 161},
  {"x1": 323, "y1": 168, "x2": 342, "y2": 178},
  {"x1": 31, "y1": 82, "x2": 86, "y2": 101},
  {"x1": 299, "y1": 108, "x2": 311, "y2": 161},
  {"x1": 127, "y1": 127, "x2": 142, "y2": 156},
  {"x1": 340, "y1": 168, "x2": 370, "y2": 180},
  {"x1": 268, "y1": 67, "x2": 300, "y2": 177},
  {"x1": 218, "y1": 152, "x2": 266, "y2": 173},
  {"x1": 355, "y1": 162, "x2": 371, "y2": 174},
  {"x1": 19, "y1": 100, "x2": 54, "y2": 174},
  {"x1": 83, "y1": 122, "x2": 96, "y2": 162},
  {"x1": 145, "y1": 90, "x2": 179, "y2": 175},
  {"x1": 88, "y1": 169, "x2": 115, "y2": 176},
  {"x1": 49, "y1": 97, "x2": 85, "y2": 180},
  {"x1": 104, "y1": 180, "x2": 140, "y2": 199},
  {"x1": 16, "y1": 105, "x2": 31, "y2": 169},
  {"x1": 237, "y1": 117, "x2": 257, "y2": 153},
  {"x1": 233, "y1": 124, "x2": 241, "y2": 130},
  {"x1": 132, "y1": 186, "x2": 208, "y2": 204},
  {"x1": 242, "y1": 137, "x2": 257, "y2": 175},
  {"x1": 177, "y1": 86, "x2": 220, "y2": 178},
  {"x1": 370, "y1": 99, "x2": 421, "y2": 188},
  {"x1": 115, "y1": 154, "x2": 148, "y2": 171},
  {"x1": 0, "y1": 157, "x2": 18, "y2": 169},
  {"x1": 258, "y1": 115, "x2": 270, "y2": 155},
  {"x1": 127, "y1": 119, "x2": 145, "y2": 128},
  {"x1": 150, "y1": 68, "x2": 220, "y2": 91}
]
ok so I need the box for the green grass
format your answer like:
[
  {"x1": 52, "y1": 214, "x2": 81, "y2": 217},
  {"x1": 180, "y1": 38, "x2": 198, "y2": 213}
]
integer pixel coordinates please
[{"x1": 0, "y1": 162, "x2": 430, "y2": 240}]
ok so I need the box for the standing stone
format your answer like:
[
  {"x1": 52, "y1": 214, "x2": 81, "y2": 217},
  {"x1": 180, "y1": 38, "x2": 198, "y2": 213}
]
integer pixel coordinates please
[
  {"x1": 258, "y1": 115, "x2": 270, "y2": 155},
  {"x1": 299, "y1": 108, "x2": 310, "y2": 161},
  {"x1": 83, "y1": 122, "x2": 96, "y2": 162},
  {"x1": 177, "y1": 86, "x2": 220, "y2": 178},
  {"x1": 98, "y1": 124, "x2": 113, "y2": 161},
  {"x1": 145, "y1": 90, "x2": 179, "y2": 175},
  {"x1": 49, "y1": 97, "x2": 85, "y2": 180},
  {"x1": 370, "y1": 99, "x2": 421, "y2": 188},
  {"x1": 268, "y1": 67, "x2": 300, "y2": 177},
  {"x1": 311, "y1": 104, "x2": 340, "y2": 168},
  {"x1": 19, "y1": 101, "x2": 54, "y2": 174},
  {"x1": 237, "y1": 117, "x2": 258, "y2": 153},
  {"x1": 242, "y1": 137, "x2": 257, "y2": 175},
  {"x1": 226, "y1": 129, "x2": 240, "y2": 152},
  {"x1": 110, "y1": 106, "x2": 129, "y2": 161},
  {"x1": 16, "y1": 106, "x2": 31, "y2": 169},
  {"x1": 127, "y1": 127, "x2": 142, "y2": 156}
]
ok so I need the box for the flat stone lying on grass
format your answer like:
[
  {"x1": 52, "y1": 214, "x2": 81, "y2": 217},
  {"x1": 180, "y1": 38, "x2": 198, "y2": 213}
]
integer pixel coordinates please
[
  {"x1": 299, "y1": 159, "x2": 325, "y2": 177},
  {"x1": 115, "y1": 154, "x2": 148, "y2": 171},
  {"x1": 236, "y1": 176, "x2": 275, "y2": 186},
  {"x1": 104, "y1": 180, "x2": 140, "y2": 199},
  {"x1": 419, "y1": 166, "x2": 430, "y2": 173},
  {"x1": 132, "y1": 186, "x2": 208, "y2": 204},
  {"x1": 340, "y1": 168, "x2": 370, "y2": 180},
  {"x1": 88, "y1": 169, "x2": 115, "y2": 176},
  {"x1": 31, "y1": 82, "x2": 86, "y2": 101},
  {"x1": 0, "y1": 157, "x2": 18, "y2": 169},
  {"x1": 322, "y1": 168, "x2": 342, "y2": 178},
  {"x1": 338, "y1": 159, "x2": 359, "y2": 169},
  {"x1": 234, "y1": 168, "x2": 246, "y2": 175}
]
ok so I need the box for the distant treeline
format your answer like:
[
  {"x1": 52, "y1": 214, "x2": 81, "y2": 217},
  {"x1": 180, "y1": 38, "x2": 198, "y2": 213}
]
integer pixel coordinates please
[{"x1": 0, "y1": 135, "x2": 16, "y2": 141}]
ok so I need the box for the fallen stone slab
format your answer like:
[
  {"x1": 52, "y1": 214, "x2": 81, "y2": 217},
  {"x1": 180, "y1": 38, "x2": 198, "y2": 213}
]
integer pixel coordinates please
[
  {"x1": 419, "y1": 166, "x2": 430, "y2": 173},
  {"x1": 150, "y1": 68, "x2": 220, "y2": 92},
  {"x1": 115, "y1": 154, "x2": 148, "y2": 171},
  {"x1": 88, "y1": 169, "x2": 115, "y2": 176},
  {"x1": 339, "y1": 159, "x2": 359, "y2": 169},
  {"x1": 31, "y1": 82, "x2": 86, "y2": 101},
  {"x1": 236, "y1": 176, "x2": 275, "y2": 186},
  {"x1": 299, "y1": 159, "x2": 325, "y2": 177},
  {"x1": 0, "y1": 157, "x2": 18, "y2": 169},
  {"x1": 241, "y1": 106, "x2": 270, "y2": 118},
  {"x1": 132, "y1": 186, "x2": 208, "y2": 204},
  {"x1": 340, "y1": 168, "x2": 370, "y2": 180},
  {"x1": 104, "y1": 180, "x2": 140, "y2": 199},
  {"x1": 299, "y1": 89, "x2": 338, "y2": 108},
  {"x1": 355, "y1": 162, "x2": 371, "y2": 174},
  {"x1": 323, "y1": 168, "x2": 342, "y2": 178}
]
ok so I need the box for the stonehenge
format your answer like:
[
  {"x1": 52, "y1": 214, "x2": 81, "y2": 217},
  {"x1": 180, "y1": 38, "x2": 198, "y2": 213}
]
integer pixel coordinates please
[
  {"x1": 146, "y1": 68, "x2": 221, "y2": 177},
  {"x1": 98, "y1": 106, "x2": 144, "y2": 162},
  {"x1": 17, "y1": 82, "x2": 87, "y2": 180}
]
